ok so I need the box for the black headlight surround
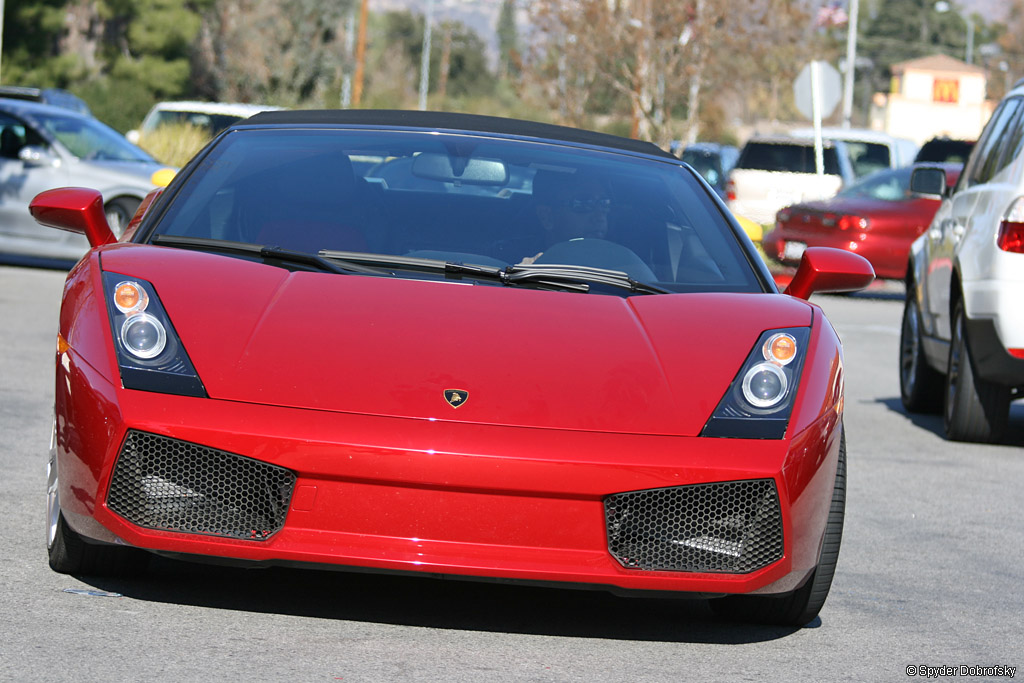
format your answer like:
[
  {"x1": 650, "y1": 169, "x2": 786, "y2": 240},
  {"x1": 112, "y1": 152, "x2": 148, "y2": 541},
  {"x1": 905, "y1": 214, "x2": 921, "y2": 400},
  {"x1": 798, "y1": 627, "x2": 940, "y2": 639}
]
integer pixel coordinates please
[
  {"x1": 700, "y1": 327, "x2": 810, "y2": 439},
  {"x1": 102, "y1": 272, "x2": 207, "y2": 398}
]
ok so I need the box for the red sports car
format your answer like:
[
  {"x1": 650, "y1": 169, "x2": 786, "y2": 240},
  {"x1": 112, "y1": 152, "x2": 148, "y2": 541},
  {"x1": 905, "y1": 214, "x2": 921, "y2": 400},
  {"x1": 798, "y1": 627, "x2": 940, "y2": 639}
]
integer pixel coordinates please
[
  {"x1": 763, "y1": 163, "x2": 962, "y2": 279},
  {"x1": 33, "y1": 110, "x2": 873, "y2": 626}
]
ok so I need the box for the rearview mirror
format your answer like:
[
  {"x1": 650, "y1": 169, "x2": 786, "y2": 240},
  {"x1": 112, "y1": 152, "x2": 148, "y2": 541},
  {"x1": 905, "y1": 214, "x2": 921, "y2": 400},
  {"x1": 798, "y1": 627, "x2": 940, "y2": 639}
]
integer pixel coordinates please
[
  {"x1": 784, "y1": 247, "x2": 875, "y2": 300},
  {"x1": 19, "y1": 145, "x2": 59, "y2": 168},
  {"x1": 29, "y1": 187, "x2": 116, "y2": 248},
  {"x1": 412, "y1": 153, "x2": 509, "y2": 185}
]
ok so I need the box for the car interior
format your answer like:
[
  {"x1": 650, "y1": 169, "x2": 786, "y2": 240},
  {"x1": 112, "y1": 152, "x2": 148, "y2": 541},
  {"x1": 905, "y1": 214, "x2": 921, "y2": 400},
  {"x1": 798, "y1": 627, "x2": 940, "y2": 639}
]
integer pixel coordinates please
[{"x1": 153, "y1": 131, "x2": 764, "y2": 293}]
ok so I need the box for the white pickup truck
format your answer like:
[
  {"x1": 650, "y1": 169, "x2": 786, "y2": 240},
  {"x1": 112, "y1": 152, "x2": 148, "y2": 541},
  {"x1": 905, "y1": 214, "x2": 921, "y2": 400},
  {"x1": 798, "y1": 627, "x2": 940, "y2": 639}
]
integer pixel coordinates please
[{"x1": 726, "y1": 135, "x2": 856, "y2": 226}]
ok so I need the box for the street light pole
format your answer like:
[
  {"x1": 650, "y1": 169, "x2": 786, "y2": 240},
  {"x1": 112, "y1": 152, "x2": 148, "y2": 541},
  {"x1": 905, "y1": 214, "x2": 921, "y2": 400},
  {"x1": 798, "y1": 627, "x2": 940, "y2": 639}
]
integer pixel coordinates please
[
  {"x1": 934, "y1": 1, "x2": 975, "y2": 64},
  {"x1": 965, "y1": 14, "x2": 974, "y2": 64},
  {"x1": 841, "y1": 0, "x2": 860, "y2": 128}
]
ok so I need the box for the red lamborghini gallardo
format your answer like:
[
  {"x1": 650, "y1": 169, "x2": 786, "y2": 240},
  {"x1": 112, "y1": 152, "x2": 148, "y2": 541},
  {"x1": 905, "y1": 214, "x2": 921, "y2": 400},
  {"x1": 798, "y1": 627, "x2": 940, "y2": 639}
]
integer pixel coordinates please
[{"x1": 32, "y1": 110, "x2": 873, "y2": 626}]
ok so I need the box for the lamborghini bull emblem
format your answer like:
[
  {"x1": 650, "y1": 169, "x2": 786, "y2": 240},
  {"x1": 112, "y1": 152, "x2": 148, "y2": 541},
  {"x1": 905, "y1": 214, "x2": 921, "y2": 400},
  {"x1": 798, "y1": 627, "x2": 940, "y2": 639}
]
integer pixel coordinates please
[{"x1": 444, "y1": 389, "x2": 469, "y2": 408}]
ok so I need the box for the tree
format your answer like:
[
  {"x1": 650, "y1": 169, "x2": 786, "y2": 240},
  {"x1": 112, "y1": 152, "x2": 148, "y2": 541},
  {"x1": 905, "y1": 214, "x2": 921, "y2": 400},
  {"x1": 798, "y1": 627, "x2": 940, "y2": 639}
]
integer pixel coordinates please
[
  {"x1": 192, "y1": 0, "x2": 353, "y2": 106},
  {"x1": 858, "y1": 0, "x2": 982, "y2": 90},
  {"x1": 1, "y1": 0, "x2": 210, "y2": 132},
  {"x1": 994, "y1": 2, "x2": 1024, "y2": 97},
  {"x1": 526, "y1": 0, "x2": 819, "y2": 145},
  {"x1": 366, "y1": 10, "x2": 493, "y2": 108}
]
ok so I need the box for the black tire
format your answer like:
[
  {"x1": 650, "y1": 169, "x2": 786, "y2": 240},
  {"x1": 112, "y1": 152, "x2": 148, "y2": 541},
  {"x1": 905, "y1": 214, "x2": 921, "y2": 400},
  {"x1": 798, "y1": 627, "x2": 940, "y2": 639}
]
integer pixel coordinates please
[
  {"x1": 104, "y1": 197, "x2": 141, "y2": 238},
  {"x1": 710, "y1": 428, "x2": 846, "y2": 627},
  {"x1": 48, "y1": 512, "x2": 149, "y2": 576},
  {"x1": 943, "y1": 300, "x2": 1010, "y2": 443},
  {"x1": 899, "y1": 288, "x2": 943, "y2": 413},
  {"x1": 48, "y1": 454, "x2": 148, "y2": 576}
]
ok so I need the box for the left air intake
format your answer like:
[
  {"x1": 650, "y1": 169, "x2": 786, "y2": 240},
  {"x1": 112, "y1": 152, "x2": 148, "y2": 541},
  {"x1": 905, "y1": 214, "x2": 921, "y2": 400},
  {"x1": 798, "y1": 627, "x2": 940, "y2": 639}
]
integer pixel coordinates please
[{"x1": 107, "y1": 430, "x2": 295, "y2": 540}]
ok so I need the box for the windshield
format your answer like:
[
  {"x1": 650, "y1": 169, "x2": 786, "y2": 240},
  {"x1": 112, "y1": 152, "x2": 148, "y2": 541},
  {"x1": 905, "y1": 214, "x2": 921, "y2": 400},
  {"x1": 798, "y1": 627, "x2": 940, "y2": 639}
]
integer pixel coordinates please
[
  {"x1": 35, "y1": 111, "x2": 153, "y2": 162},
  {"x1": 836, "y1": 166, "x2": 910, "y2": 201},
  {"x1": 736, "y1": 141, "x2": 842, "y2": 176},
  {"x1": 844, "y1": 141, "x2": 891, "y2": 177},
  {"x1": 146, "y1": 128, "x2": 763, "y2": 294},
  {"x1": 145, "y1": 110, "x2": 245, "y2": 135}
]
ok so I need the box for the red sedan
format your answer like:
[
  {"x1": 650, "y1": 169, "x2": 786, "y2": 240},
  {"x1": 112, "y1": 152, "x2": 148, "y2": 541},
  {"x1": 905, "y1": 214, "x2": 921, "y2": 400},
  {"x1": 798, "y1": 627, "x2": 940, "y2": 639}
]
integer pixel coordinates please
[
  {"x1": 32, "y1": 110, "x2": 873, "y2": 627},
  {"x1": 763, "y1": 163, "x2": 961, "y2": 279}
]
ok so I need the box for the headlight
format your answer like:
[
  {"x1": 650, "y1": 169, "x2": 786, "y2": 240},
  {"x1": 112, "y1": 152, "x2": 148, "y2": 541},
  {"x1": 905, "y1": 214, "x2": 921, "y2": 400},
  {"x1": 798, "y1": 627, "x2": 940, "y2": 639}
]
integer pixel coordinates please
[
  {"x1": 120, "y1": 313, "x2": 167, "y2": 359},
  {"x1": 742, "y1": 362, "x2": 788, "y2": 408},
  {"x1": 701, "y1": 327, "x2": 809, "y2": 439},
  {"x1": 103, "y1": 273, "x2": 206, "y2": 397}
]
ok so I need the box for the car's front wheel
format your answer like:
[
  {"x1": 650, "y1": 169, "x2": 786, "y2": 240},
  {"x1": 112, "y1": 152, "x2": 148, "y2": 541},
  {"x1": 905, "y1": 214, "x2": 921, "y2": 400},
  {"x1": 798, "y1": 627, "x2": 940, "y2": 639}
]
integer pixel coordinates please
[
  {"x1": 709, "y1": 427, "x2": 846, "y2": 627},
  {"x1": 47, "y1": 454, "x2": 149, "y2": 576},
  {"x1": 944, "y1": 300, "x2": 1010, "y2": 443},
  {"x1": 104, "y1": 197, "x2": 141, "y2": 239},
  {"x1": 899, "y1": 288, "x2": 943, "y2": 413}
]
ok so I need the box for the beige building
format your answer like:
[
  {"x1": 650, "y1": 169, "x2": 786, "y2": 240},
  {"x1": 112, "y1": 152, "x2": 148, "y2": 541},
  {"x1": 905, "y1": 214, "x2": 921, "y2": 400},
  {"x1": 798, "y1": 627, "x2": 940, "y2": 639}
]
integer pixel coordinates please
[{"x1": 870, "y1": 54, "x2": 994, "y2": 145}]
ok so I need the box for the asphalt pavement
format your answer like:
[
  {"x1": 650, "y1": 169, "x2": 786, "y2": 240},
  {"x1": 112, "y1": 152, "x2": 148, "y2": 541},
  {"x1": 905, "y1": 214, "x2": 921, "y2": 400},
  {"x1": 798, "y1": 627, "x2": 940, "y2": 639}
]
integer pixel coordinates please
[{"x1": 1, "y1": 265, "x2": 1020, "y2": 682}]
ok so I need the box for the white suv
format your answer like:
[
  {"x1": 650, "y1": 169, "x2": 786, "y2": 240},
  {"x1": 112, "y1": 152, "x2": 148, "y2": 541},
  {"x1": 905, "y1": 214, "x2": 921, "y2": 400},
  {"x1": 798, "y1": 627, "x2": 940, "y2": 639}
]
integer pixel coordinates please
[{"x1": 901, "y1": 79, "x2": 1024, "y2": 443}]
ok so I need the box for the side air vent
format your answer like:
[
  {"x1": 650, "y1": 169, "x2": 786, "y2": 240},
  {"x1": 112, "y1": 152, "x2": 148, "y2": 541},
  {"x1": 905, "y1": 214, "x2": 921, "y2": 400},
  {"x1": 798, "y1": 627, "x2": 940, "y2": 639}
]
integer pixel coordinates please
[
  {"x1": 108, "y1": 430, "x2": 295, "y2": 540},
  {"x1": 604, "y1": 479, "x2": 784, "y2": 573}
]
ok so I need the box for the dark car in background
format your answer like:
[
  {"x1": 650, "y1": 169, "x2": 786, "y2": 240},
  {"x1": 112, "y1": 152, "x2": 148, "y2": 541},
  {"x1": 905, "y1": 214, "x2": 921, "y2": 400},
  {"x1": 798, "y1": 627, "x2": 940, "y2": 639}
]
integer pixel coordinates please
[
  {"x1": 914, "y1": 136, "x2": 974, "y2": 165},
  {"x1": 676, "y1": 142, "x2": 739, "y2": 199},
  {"x1": 763, "y1": 163, "x2": 961, "y2": 279}
]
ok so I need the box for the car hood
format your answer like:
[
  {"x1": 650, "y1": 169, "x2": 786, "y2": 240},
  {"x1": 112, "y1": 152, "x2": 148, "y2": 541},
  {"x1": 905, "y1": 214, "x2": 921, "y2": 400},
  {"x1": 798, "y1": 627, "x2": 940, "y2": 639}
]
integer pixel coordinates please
[
  {"x1": 101, "y1": 246, "x2": 814, "y2": 436},
  {"x1": 786, "y1": 196, "x2": 919, "y2": 216},
  {"x1": 68, "y1": 158, "x2": 170, "y2": 191}
]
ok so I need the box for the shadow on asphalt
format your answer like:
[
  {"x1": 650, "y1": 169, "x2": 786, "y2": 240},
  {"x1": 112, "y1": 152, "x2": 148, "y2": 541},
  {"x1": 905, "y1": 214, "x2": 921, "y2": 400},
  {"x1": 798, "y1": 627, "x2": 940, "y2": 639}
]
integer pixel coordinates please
[
  {"x1": 76, "y1": 557, "x2": 811, "y2": 644},
  {"x1": 875, "y1": 396, "x2": 1024, "y2": 447}
]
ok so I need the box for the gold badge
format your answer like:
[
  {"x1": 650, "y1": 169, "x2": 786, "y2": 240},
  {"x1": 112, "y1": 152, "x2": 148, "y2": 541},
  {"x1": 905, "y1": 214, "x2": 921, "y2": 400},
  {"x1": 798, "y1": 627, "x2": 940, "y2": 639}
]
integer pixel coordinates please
[{"x1": 443, "y1": 389, "x2": 469, "y2": 408}]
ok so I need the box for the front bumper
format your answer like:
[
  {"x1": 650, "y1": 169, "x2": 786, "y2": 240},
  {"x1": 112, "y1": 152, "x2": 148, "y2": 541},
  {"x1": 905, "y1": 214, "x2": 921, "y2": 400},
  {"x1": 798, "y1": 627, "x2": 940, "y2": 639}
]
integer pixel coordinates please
[{"x1": 55, "y1": 353, "x2": 841, "y2": 598}]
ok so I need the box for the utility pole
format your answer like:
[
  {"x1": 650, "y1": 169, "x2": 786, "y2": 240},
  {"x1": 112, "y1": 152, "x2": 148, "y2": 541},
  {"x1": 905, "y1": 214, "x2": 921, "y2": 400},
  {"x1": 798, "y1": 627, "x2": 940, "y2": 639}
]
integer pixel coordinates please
[
  {"x1": 0, "y1": 0, "x2": 6, "y2": 83},
  {"x1": 418, "y1": 0, "x2": 434, "y2": 111},
  {"x1": 341, "y1": 7, "x2": 356, "y2": 107},
  {"x1": 438, "y1": 24, "x2": 452, "y2": 101},
  {"x1": 352, "y1": 0, "x2": 369, "y2": 107}
]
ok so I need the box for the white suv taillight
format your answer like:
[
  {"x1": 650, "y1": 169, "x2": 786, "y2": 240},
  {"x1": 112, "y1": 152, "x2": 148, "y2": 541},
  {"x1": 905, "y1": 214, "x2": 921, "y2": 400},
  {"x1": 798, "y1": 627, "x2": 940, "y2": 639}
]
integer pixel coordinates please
[{"x1": 998, "y1": 197, "x2": 1024, "y2": 253}]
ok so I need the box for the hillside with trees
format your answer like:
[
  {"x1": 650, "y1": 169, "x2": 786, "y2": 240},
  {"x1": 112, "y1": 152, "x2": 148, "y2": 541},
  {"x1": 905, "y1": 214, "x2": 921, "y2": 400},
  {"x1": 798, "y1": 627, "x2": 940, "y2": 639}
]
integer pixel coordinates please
[{"x1": 1, "y1": 0, "x2": 1022, "y2": 147}]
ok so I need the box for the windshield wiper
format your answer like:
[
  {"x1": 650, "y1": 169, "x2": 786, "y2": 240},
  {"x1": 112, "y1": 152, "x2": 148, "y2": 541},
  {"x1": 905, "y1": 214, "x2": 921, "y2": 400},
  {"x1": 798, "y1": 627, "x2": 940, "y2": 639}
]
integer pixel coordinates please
[
  {"x1": 151, "y1": 236, "x2": 384, "y2": 275},
  {"x1": 502, "y1": 263, "x2": 671, "y2": 295},
  {"x1": 319, "y1": 250, "x2": 668, "y2": 295},
  {"x1": 151, "y1": 240, "x2": 668, "y2": 295}
]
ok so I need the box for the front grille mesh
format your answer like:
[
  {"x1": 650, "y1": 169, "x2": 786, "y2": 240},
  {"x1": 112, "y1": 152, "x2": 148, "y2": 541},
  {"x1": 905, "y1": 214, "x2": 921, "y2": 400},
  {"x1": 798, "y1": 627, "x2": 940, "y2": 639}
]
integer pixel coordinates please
[
  {"x1": 604, "y1": 479, "x2": 783, "y2": 573},
  {"x1": 108, "y1": 430, "x2": 295, "y2": 540}
]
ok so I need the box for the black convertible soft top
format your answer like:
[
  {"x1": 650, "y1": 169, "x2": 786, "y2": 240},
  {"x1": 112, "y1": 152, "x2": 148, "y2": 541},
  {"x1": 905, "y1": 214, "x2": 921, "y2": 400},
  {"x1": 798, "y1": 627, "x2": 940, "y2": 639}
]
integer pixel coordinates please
[{"x1": 238, "y1": 109, "x2": 676, "y2": 160}]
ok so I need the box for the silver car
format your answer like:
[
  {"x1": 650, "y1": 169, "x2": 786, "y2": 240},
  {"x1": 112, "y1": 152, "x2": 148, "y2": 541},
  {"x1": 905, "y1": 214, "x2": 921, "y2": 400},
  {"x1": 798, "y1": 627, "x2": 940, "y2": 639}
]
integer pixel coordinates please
[{"x1": 0, "y1": 98, "x2": 174, "y2": 264}]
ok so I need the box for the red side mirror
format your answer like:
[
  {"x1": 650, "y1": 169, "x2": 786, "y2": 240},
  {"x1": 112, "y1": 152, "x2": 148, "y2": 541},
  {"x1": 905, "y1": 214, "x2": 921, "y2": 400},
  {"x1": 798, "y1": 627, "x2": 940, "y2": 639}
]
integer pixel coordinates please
[
  {"x1": 784, "y1": 247, "x2": 875, "y2": 300},
  {"x1": 29, "y1": 187, "x2": 116, "y2": 248}
]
